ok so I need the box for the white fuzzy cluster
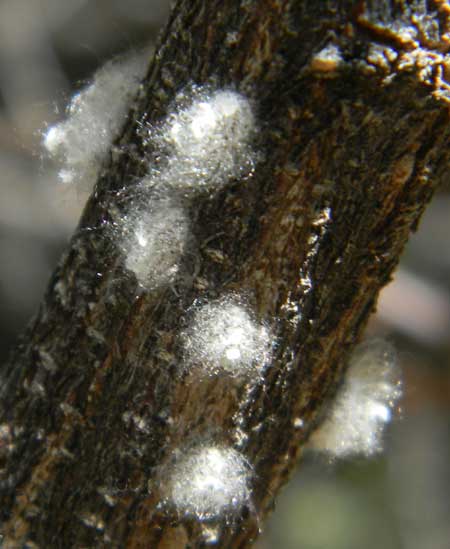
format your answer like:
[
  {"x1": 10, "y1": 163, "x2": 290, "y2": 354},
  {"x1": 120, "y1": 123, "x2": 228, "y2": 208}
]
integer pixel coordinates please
[
  {"x1": 147, "y1": 88, "x2": 256, "y2": 192},
  {"x1": 309, "y1": 339, "x2": 402, "y2": 458},
  {"x1": 181, "y1": 296, "x2": 271, "y2": 377},
  {"x1": 43, "y1": 52, "x2": 148, "y2": 189},
  {"x1": 119, "y1": 88, "x2": 255, "y2": 289},
  {"x1": 165, "y1": 445, "x2": 251, "y2": 518},
  {"x1": 120, "y1": 198, "x2": 189, "y2": 289}
]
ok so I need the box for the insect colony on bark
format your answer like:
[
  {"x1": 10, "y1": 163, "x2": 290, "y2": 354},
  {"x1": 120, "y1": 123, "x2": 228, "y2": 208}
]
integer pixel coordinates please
[{"x1": 43, "y1": 52, "x2": 402, "y2": 522}]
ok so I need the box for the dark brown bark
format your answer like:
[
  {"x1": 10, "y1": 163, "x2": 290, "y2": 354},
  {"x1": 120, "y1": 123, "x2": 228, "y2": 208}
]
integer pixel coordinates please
[{"x1": 1, "y1": 1, "x2": 449, "y2": 547}]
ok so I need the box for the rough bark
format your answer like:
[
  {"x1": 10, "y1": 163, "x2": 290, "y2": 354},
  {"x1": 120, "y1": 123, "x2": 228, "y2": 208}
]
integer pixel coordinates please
[{"x1": 1, "y1": 1, "x2": 449, "y2": 547}]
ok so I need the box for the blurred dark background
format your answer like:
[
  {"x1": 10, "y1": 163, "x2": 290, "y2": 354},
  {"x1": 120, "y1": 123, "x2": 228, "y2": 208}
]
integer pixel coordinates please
[{"x1": 0, "y1": 2, "x2": 448, "y2": 547}]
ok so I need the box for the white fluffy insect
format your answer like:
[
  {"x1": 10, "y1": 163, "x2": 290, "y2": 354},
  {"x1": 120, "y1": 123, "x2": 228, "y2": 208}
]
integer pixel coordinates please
[
  {"x1": 164, "y1": 445, "x2": 252, "y2": 518},
  {"x1": 120, "y1": 198, "x2": 189, "y2": 290},
  {"x1": 181, "y1": 295, "x2": 272, "y2": 377},
  {"x1": 43, "y1": 51, "x2": 148, "y2": 190},
  {"x1": 309, "y1": 339, "x2": 402, "y2": 458},
  {"x1": 149, "y1": 88, "x2": 256, "y2": 192}
]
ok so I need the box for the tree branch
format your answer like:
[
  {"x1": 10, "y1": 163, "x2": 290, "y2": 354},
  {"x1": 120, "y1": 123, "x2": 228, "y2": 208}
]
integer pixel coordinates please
[{"x1": 1, "y1": 1, "x2": 449, "y2": 547}]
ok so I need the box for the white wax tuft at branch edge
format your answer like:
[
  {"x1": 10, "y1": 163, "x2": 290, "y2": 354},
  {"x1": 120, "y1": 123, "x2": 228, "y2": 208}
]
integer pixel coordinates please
[
  {"x1": 309, "y1": 339, "x2": 402, "y2": 458},
  {"x1": 43, "y1": 51, "x2": 148, "y2": 190}
]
